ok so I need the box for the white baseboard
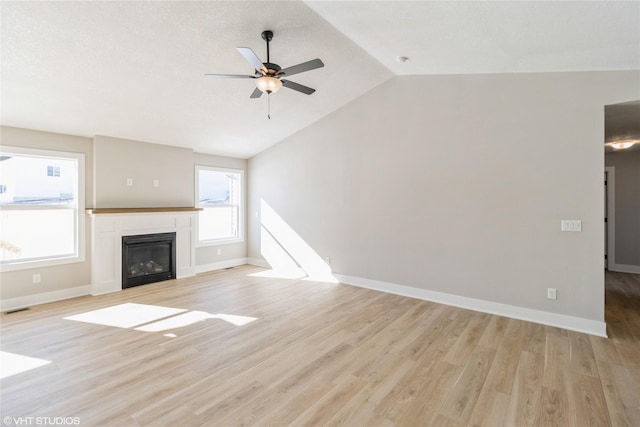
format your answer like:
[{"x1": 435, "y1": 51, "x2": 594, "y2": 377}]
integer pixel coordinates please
[
  {"x1": 3, "y1": 265, "x2": 608, "y2": 337},
  {"x1": 195, "y1": 258, "x2": 249, "y2": 274},
  {"x1": 609, "y1": 264, "x2": 640, "y2": 274},
  {"x1": 1, "y1": 285, "x2": 91, "y2": 312},
  {"x1": 334, "y1": 274, "x2": 607, "y2": 337},
  {"x1": 246, "y1": 258, "x2": 270, "y2": 268}
]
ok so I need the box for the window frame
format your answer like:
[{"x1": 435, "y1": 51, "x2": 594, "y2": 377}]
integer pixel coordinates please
[
  {"x1": 0, "y1": 146, "x2": 85, "y2": 272},
  {"x1": 195, "y1": 165, "x2": 244, "y2": 247}
]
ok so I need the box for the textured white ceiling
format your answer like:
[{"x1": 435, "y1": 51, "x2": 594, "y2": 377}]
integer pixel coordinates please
[
  {"x1": 1, "y1": 1, "x2": 392, "y2": 158},
  {"x1": 2, "y1": 1, "x2": 639, "y2": 158},
  {"x1": 306, "y1": 1, "x2": 640, "y2": 75}
]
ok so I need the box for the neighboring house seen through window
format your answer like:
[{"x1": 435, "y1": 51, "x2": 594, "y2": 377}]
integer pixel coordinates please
[{"x1": 47, "y1": 165, "x2": 61, "y2": 177}]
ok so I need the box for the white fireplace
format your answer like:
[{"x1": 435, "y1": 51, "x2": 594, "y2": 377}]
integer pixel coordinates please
[{"x1": 87, "y1": 209, "x2": 198, "y2": 295}]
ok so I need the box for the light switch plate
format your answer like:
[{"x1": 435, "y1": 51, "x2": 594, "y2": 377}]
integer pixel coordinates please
[{"x1": 561, "y1": 220, "x2": 582, "y2": 232}]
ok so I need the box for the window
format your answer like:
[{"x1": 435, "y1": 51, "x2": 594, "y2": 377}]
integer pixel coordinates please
[
  {"x1": 195, "y1": 166, "x2": 243, "y2": 245},
  {"x1": 0, "y1": 146, "x2": 85, "y2": 271}
]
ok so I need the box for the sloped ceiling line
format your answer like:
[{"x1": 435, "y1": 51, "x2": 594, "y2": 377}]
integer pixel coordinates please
[{"x1": 1, "y1": 1, "x2": 639, "y2": 158}]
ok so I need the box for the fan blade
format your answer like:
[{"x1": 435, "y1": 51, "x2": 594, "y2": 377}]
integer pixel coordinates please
[
  {"x1": 204, "y1": 74, "x2": 255, "y2": 79},
  {"x1": 250, "y1": 87, "x2": 263, "y2": 99},
  {"x1": 281, "y1": 80, "x2": 316, "y2": 95},
  {"x1": 280, "y1": 59, "x2": 324, "y2": 78},
  {"x1": 237, "y1": 47, "x2": 266, "y2": 73}
]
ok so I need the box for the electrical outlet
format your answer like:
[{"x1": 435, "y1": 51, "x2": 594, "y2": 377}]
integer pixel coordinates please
[
  {"x1": 153, "y1": 179, "x2": 159, "y2": 187},
  {"x1": 32, "y1": 274, "x2": 41, "y2": 284},
  {"x1": 324, "y1": 256, "x2": 331, "y2": 265},
  {"x1": 547, "y1": 288, "x2": 557, "y2": 300},
  {"x1": 126, "y1": 178, "x2": 133, "y2": 186},
  {"x1": 217, "y1": 248, "x2": 222, "y2": 255}
]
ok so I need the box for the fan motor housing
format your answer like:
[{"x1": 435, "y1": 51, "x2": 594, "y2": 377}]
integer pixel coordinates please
[{"x1": 263, "y1": 63, "x2": 281, "y2": 74}]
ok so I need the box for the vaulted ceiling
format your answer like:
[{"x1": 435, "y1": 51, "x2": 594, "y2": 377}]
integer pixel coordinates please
[{"x1": 2, "y1": 1, "x2": 639, "y2": 158}]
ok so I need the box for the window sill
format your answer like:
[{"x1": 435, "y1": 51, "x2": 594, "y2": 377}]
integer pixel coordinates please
[
  {"x1": 0, "y1": 253, "x2": 86, "y2": 273},
  {"x1": 196, "y1": 238, "x2": 244, "y2": 248}
]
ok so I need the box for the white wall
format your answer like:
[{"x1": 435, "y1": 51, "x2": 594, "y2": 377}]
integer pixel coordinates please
[{"x1": 248, "y1": 71, "x2": 640, "y2": 331}]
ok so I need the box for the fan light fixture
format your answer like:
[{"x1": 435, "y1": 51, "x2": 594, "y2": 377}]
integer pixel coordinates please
[
  {"x1": 204, "y1": 30, "x2": 325, "y2": 118},
  {"x1": 607, "y1": 140, "x2": 638, "y2": 150},
  {"x1": 610, "y1": 141, "x2": 636, "y2": 150},
  {"x1": 255, "y1": 76, "x2": 282, "y2": 94}
]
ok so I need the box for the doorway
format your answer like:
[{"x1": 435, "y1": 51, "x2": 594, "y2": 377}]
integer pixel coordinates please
[{"x1": 604, "y1": 99, "x2": 640, "y2": 274}]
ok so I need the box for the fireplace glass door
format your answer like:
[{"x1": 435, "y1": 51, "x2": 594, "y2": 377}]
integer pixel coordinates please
[{"x1": 122, "y1": 232, "x2": 176, "y2": 289}]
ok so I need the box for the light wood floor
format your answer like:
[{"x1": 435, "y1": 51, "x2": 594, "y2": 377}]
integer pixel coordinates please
[{"x1": 1, "y1": 266, "x2": 639, "y2": 426}]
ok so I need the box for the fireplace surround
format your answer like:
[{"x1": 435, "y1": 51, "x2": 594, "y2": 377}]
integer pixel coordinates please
[{"x1": 87, "y1": 208, "x2": 199, "y2": 295}]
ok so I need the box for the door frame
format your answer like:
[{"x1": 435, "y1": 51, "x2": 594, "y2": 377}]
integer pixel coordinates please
[{"x1": 605, "y1": 166, "x2": 616, "y2": 270}]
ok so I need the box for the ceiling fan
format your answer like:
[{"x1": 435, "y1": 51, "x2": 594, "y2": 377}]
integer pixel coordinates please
[{"x1": 205, "y1": 30, "x2": 324, "y2": 100}]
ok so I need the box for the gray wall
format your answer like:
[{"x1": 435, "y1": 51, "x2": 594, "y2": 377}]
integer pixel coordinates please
[
  {"x1": 606, "y1": 150, "x2": 640, "y2": 267},
  {"x1": 94, "y1": 135, "x2": 193, "y2": 208},
  {"x1": 0, "y1": 126, "x2": 93, "y2": 300},
  {"x1": 248, "y1": 71, "x2": 640, "y2": 323},
  {"x1": 1, "y1": 128, "x2": 247, "y2": 302},
  {"x1": 94, "y1": 137, "x2": 248, "y2": 265}
]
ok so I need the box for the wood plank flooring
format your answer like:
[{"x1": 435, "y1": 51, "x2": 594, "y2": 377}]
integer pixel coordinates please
[{"x1": 1, "y1": 266, "x2": 639, "y2": 426}]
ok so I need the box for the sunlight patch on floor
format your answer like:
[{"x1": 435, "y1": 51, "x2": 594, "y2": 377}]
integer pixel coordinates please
[
  {"x1": 215, "y1": 313, "x2": 258, "y2": 326},
  {"x1": 135, "y1": 311, "x2": 257, "y2": 332},
  {"x1": 64, "y1": 303, "x2": 187, "y2": 328},
  {"x1": 64, "y1": 303, "x2": 258, "y2": 333},
  {"x1": 0, "y1": 351, "x2": 51, "y2": 379}
]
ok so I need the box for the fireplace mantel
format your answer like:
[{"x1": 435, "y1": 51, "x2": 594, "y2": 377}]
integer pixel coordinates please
[
  {"x1": 87, "y1": 207, "x2": 201, "y2": 215},
  {"x1": 88, "y1": 210, "x2": 197, "y2": 295}
]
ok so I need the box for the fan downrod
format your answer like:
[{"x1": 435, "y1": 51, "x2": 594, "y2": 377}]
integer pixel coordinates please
[{"x1": 261, "y1": 30, "x2": 276, "y2": 68}]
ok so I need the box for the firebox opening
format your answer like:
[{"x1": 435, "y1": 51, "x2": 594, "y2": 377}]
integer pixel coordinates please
[{"x1": 122, "y1": 232, "x2": 176, "y2": 289}]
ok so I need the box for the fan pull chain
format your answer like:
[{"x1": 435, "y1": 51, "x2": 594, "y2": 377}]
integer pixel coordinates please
[{"x1": 268, "y1": 93, "x2": 271, "y2": 120}]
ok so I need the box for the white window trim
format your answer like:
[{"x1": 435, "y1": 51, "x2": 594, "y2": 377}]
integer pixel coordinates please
[
  {"x1": 195, "y1": 165, "x2": 244, "y2": 247},
  {"x1": 0, "y1": 146, "x2": 86, "y2": 272}
]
